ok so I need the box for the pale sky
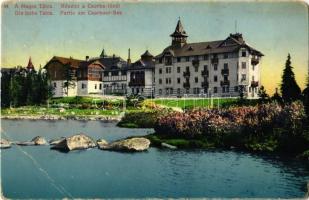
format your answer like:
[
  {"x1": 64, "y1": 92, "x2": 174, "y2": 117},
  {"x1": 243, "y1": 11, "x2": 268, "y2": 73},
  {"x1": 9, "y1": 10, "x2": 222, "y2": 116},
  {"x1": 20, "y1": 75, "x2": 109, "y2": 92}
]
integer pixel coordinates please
[{"x1": 1, "y1": 1, "x2": 308, "y2": 94}]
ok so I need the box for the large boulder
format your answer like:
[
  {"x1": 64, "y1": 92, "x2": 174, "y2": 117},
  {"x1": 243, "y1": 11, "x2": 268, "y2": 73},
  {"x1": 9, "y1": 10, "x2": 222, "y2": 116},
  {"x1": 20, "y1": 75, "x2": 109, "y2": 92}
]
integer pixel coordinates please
[
  {"x1": 49, "y1": 137, "x2": 66, "y2": 145},
  {"x1": 16, "y1": 136, "x2": 47, "y2": 146},
  {"x1": 99, "y1": 137, "x2": 150, "y2": 152},
  {"x1": 51, "y1": 133, "x2": 96, "y2": 152},
  {"x1": 0, "y1": 138, "x2": 11, "y2": 149},
  {"x1": 31, "y1": 136, "x2": 47, "y2": 145}
]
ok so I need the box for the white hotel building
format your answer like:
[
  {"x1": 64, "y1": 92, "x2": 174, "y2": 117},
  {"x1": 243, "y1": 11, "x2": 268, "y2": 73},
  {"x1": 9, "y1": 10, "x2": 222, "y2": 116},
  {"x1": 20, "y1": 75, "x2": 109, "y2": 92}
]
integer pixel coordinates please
[{"x1": 154, "y1": 19, "x2": 264, "y2": 98}]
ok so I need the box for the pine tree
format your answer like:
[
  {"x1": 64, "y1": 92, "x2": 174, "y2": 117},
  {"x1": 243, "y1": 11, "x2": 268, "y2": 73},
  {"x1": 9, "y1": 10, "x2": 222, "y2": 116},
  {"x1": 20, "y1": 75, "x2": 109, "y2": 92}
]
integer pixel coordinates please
[
  {"x1": 280, "y1": 54, "x2": 301, "y2": 102},
  {"x1": 63, "y1": 64, "x2": 76, "y2": 96}
]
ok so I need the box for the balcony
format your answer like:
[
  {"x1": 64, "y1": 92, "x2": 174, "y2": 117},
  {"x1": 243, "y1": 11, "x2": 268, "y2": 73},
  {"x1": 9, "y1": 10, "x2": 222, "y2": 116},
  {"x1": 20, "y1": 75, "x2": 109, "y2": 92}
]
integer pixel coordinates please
[
  {"x1": 251, "y1": 81, "x2": 259, "y2": 87},
  {"x1": 128, "y1": 81, "x2": 145, "y2": 87},
  {"x1": 221, "y1": 68, "x2": 229, "y2": 75},
  {"x1": 220, "y1": 80, "x2": 230, "y2": 86},
  {"x1": 211, "y1": 57, "x2": 218, "y2": 64},
  {"x1": 183, "y1": 82, "x2": 190, "y2": 88},
  {"x1": 201, "y1": 70, "x2": 209, "y2": 77},
  {"x1": 192, "y1": 59, "x2": 200, "y2": 66},
  {"x1": 201, "y1": 82, "x2": 209, "y2": 88},
  {"x1": 251, "y1": 56, "x2": 259, "y2": 65},
  {"x1": 183, "y1": 71, "x2": 190, "y2": 77}
]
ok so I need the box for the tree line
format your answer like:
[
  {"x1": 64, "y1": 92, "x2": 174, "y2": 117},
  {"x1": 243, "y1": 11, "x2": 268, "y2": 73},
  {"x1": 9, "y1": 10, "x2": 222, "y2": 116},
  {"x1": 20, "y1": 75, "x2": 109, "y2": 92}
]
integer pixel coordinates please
[
  {"x1": 258, "y1": 54, "x2": 309, "y2": 117},
  {"x1": 1, "y1": 68, "x2": 52, "y2": 108}
]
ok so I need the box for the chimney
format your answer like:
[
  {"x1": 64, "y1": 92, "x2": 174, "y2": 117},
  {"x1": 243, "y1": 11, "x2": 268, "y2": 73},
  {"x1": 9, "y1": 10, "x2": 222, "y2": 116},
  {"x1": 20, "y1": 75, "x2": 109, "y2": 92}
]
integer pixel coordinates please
[
  {"x1": 127, "y1": 48, "x2": 131, "y2": 65},
  {"x1": 86, "y1": 56, "x2": 89, "y2": 61}
]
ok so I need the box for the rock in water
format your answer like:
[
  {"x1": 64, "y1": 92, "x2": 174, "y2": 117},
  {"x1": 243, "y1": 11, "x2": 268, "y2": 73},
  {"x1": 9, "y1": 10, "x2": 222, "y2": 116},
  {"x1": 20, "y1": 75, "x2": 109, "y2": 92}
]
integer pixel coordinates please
[
  {"x1": 51, "y1": 134, "x2": 96, "y2": 151},
  {"x1": 99, "y1": 137, "x2": 150, "y2": 152},
  {"x1": 49, "y1": 137, "x2": 66, "y2": 145},
  {"x1": 97, "y1": 139, "x2": 109, "y2": 149},
  {"x1": 31, "y1": 136, "x2": 47, "y2": 145},
  {"x1": 0, "y1": 138, "x2": 11, "y2": 149},
  {"x1": 16, "y1": 136, "x2": 47, "y2": 146}
]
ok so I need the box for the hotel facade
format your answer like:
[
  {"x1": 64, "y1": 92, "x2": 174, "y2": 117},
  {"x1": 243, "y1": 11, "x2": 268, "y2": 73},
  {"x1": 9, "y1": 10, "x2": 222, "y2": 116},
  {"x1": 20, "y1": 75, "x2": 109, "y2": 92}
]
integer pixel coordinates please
[{"x1": 154, "y1": 19, "x2": 263, "y2": 98}]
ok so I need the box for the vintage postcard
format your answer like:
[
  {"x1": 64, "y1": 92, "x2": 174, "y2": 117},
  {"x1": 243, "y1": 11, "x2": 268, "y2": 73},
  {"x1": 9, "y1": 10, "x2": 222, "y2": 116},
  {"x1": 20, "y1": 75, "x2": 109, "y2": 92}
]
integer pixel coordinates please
[{"x1": 1, "y1": 0, "x2": 309, "y2": 199}]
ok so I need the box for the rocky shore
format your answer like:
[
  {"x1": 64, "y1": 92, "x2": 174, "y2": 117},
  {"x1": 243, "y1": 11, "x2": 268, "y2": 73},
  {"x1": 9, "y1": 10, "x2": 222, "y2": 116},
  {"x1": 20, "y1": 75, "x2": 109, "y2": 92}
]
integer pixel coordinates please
[{"x1": 1, "y1": 114, "x2": 122, "y2": 122}]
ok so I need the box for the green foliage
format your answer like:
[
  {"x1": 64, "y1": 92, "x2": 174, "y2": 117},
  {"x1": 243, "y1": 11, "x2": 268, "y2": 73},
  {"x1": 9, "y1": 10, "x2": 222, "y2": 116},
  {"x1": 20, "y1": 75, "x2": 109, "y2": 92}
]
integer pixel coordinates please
[
  {"x1": 280, "y1": 54, "x2": 301, "y2": 102},
  {"x1": 258, "y1": 85, "x2": 269, "y2": 103},
  {"x1": 303, "y1": 76, "x2": 309, "y2": 118},
  {"x1": 1, "y1": 68, "x2": 52, "y2": 107}
]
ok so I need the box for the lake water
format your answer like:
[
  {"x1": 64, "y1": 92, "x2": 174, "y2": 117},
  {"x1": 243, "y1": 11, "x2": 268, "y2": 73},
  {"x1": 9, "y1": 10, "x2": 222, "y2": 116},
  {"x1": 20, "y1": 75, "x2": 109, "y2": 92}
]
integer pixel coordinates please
[{"x1": 1, "y1": 119, "x2": 309, "y2": 199}]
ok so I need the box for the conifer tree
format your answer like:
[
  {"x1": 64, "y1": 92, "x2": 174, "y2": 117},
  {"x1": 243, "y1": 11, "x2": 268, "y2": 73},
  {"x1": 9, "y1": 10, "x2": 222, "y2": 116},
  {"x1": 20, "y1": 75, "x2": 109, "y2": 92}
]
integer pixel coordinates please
[
  {"x1": 280, "y1": 54, "x2": 301, "y2": 102},
  {"x1": 303, "y1": 75, "x2": 309, "y2": 117}
]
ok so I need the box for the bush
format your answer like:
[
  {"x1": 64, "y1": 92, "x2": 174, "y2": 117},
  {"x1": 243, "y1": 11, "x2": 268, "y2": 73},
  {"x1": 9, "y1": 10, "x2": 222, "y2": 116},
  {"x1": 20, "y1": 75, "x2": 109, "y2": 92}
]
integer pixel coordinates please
[
  {"x1": 154, "y1": 101, "x2": 308, "y2": 153},
  {"x1": 117, "y1": 109, "x2": 170, "y2": 128}
]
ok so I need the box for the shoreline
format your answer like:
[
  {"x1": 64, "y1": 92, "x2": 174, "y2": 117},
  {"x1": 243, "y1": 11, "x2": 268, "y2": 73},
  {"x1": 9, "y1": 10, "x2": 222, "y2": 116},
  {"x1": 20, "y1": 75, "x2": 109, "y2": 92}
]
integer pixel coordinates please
[{"x1": 1, "y1": 114, "x2": 122, "y2": 122}]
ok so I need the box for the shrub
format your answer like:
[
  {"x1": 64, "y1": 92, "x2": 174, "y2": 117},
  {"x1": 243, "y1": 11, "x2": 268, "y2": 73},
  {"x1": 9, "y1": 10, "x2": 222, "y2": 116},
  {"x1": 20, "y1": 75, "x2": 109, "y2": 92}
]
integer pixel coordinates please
[{"x1": 154, "y1": 101, "x2": 308, "y2": 152}]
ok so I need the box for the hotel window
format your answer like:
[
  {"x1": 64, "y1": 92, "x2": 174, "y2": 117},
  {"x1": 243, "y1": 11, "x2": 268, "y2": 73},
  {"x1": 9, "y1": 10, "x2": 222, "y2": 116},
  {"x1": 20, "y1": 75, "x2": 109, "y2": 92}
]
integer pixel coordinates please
[
  {"x1": 234, "y1": 86, "x2": 238, "y2": 92},
  {"x1": 214, "y1": 87, "x2": 218, "y2": 93},
  {"x1": 195, "y1": 77, "x2": 198, "y2": 83},
  {"x1": 159, "y1": 79, "x2": 162, "y2": 84},
  {"x1": 95, "y1": 84, "x2": 97, "y2": 89},
  {"x1": 99, "y1": 84, "x2": 102, "y2": 90},
  {"x1": 252, "y1": 65, "x2": 255, "y2": 71},
  {"x1": 177, "y1": 78, "x2": 180, "y2": 84},
  {"x1": 177, "y1": 57, "x2": 181, "y2": 62},
  {"x1": 53, "y1": 82, "x2": 56, "y2": 88},
  {"x1": 159, "y1": 68, "x2": 162, "y2": 74},
  {"x1": 242, "y1": 62, "x2": 246, "y2": 69},
  {"x1": 186, "y1": 57, "x2": 190, "y2": 62},
  {"x1": 214, "y1": 76, "x2": 218, "y2": 82},
  {"x1": 204, "y1": 55, "x2": 209, "y2": 60},
  {"x1": 224, "y1": 63, "x2": 228, "y2": 69},
  {"x1": 159, "y1": 58, "x2": 163, "y2": 64},
  {"x1": 241, "y1": 74, "x2": 246, "y2": 81},
  {"x1": 159, "y1": 89, "x2": 162, "y2": 95},
  {"x1": 252, "y1": 76, "x2": 255, "y2": 81},
  {"x1": 177, "y1": 67, "x2": 181, "y2": 73},
  {"x1": 242, "y1": 51, "x2": 246, "y2": 57},
  {"x1": 204, "y1": 65, "x2": 208, "y2": 70},
  {"x1": 186, "y1": 66, "x2": 190, "y2": 71},
  {"x1": 177, "y1": 88, "x2": 181, "y2": 94},
  {"x1": 224, "y1": 76, "x2": 228, "y2": 81},
  {"x1": 194, "y1": 66, "x2": 198, "y2": 72},
  {"x1": 224, "y1": 53, "x2": 228, "y2": 59},
  {"x1": 82, "y1": 83, "x2": 86, "y2": 89},
  {"x1": 214, "y1": 64, "x2": 218, "y2": 71}
]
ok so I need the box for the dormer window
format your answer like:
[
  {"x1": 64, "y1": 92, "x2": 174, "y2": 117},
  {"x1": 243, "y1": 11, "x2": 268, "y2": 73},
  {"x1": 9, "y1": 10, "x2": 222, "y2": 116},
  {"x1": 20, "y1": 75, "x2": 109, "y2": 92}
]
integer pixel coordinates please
[
  {"x1": 188, "y1": 46, "x2": 193, "y2": 51},
  {"x1": 242, "y1": 50, "x2": 246, "y2": 57},
  {"x1": 206, "y1": 45, "x2": 212, "y2": 49}
]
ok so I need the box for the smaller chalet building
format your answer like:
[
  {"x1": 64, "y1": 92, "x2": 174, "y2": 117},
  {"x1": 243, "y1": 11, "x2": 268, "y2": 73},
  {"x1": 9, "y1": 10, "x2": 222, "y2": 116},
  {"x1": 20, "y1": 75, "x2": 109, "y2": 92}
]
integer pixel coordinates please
[
  {"x1": 45, "y1": 56, "x2": 104, "y2": 97},
  {"x1": 89, "y1": 51, "x2": 128, "y2": 95},
  {"x1": 127, "y1": 50, "x2": 155, "y2": 97}
]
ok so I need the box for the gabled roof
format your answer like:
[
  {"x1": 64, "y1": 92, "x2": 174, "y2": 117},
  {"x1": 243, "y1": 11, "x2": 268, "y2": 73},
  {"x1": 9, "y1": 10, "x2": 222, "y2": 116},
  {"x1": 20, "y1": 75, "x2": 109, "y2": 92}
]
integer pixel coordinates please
[
  {"x1": 79, "y1": 60, "x2": 105, "y2": 69},
  {"x1": 156, "y1": 33, "x2": 263, "y2": 58},
  {"x1": 46, "y1": 56, "x2": 82, "y2": 68},
  {"x1": 141, "y1": 50, "x2": 153, "y2": 58},
  {"x1": 89, "y1": 56, "x2": 127, "y2": 71}
]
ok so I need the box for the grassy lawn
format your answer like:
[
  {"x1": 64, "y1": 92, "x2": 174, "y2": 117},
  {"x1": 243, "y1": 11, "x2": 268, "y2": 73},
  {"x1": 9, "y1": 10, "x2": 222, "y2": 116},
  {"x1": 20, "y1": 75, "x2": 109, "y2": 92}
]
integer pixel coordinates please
[
  {"x1": 1, "y1": 106, "x2": 121, "y2": 116},
  {"x1": 146, "y1": 98, "x2": 239, "y2": 109},
  {"x1": 50, "y1": 96, "x2": 123, "y2": 105}
]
